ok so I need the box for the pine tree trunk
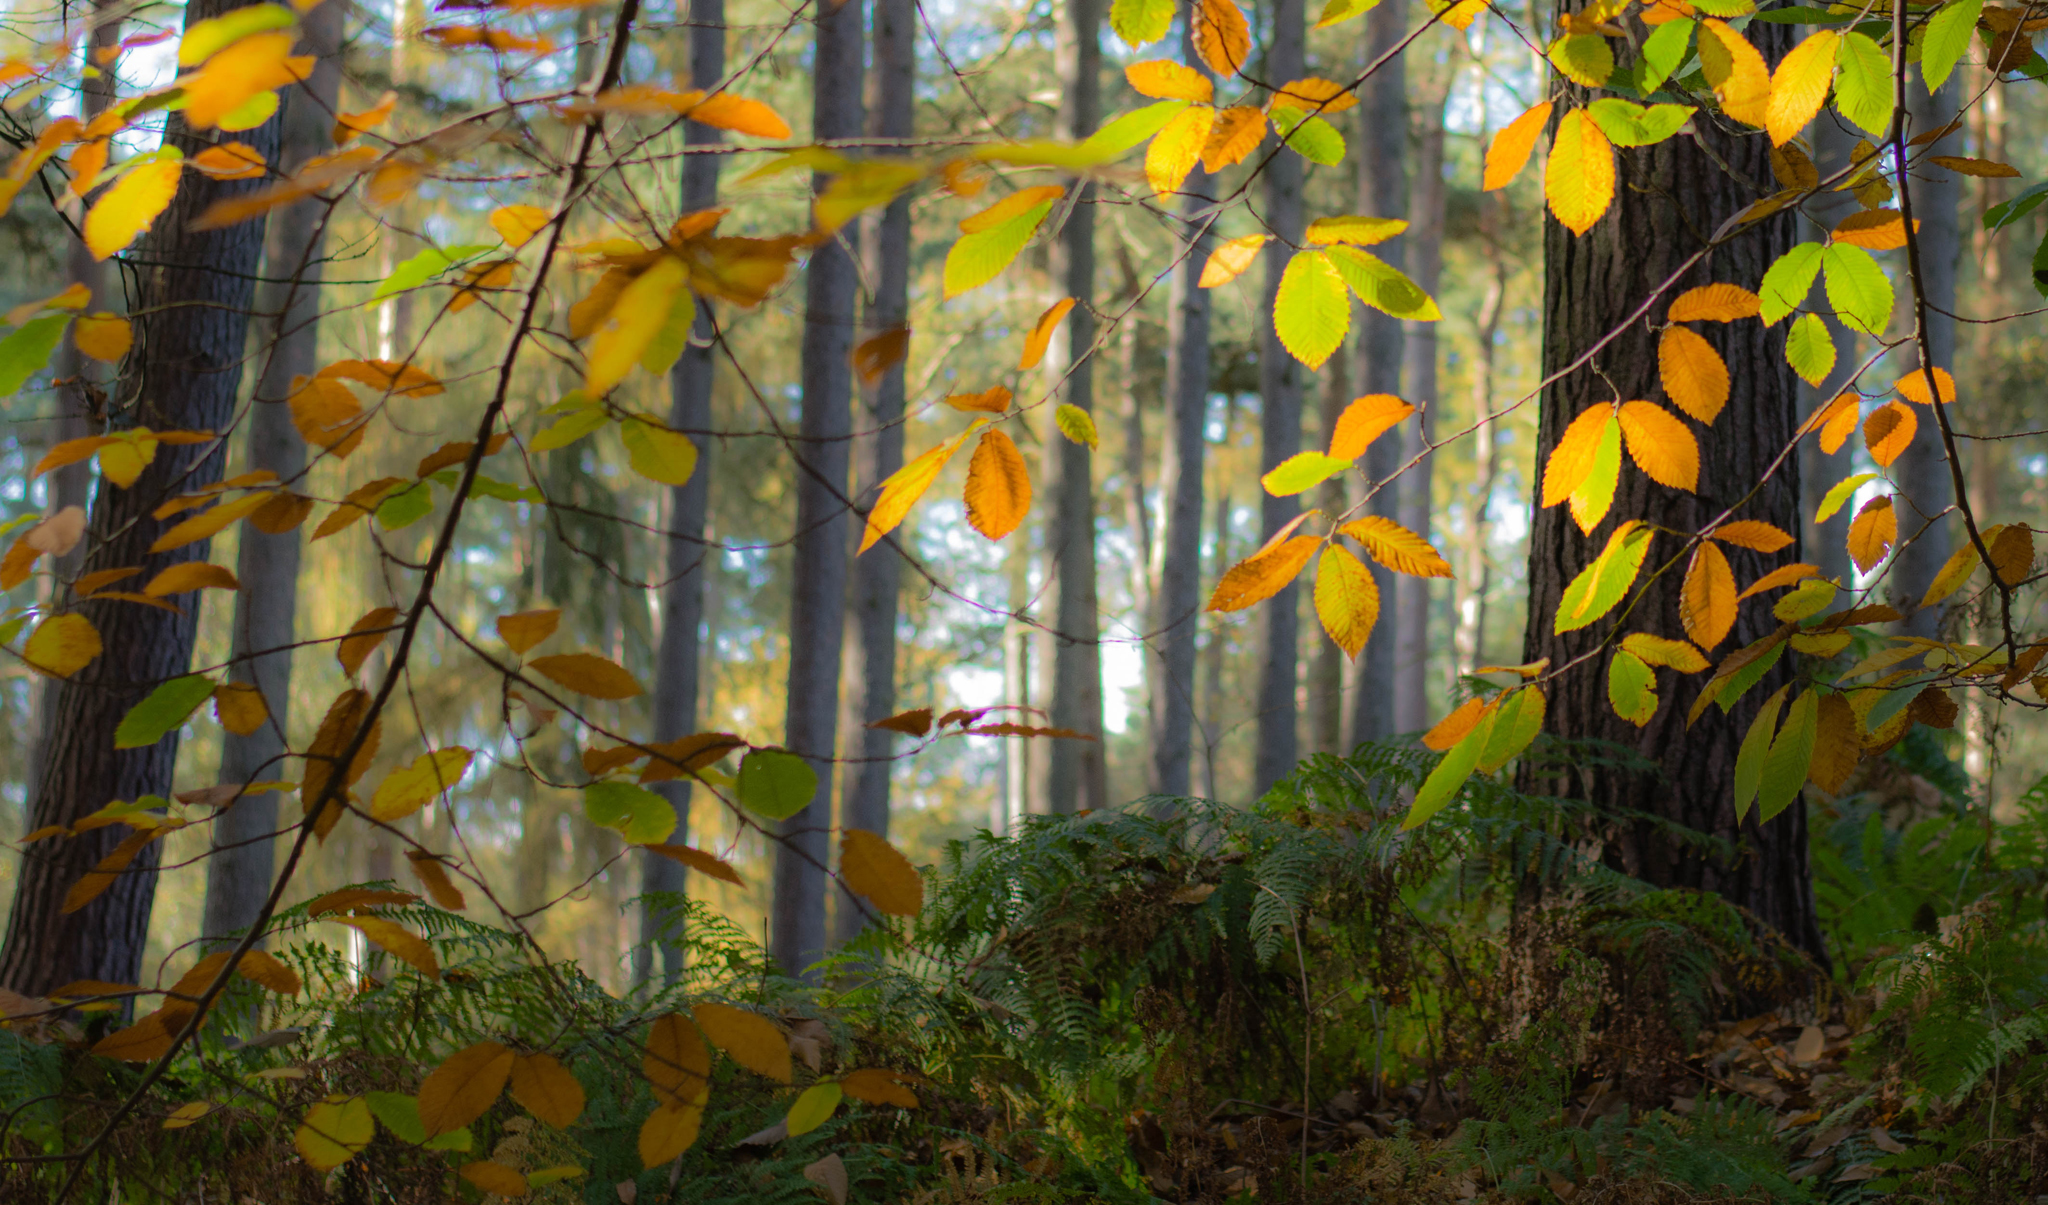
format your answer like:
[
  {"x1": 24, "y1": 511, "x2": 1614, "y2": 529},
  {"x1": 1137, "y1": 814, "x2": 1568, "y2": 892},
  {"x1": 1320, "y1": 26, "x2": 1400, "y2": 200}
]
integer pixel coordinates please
[
  {"x1": 1253, "y1": 0, "x2": 1305, "y2": 796},
  {"x1": 639, "y1": 0, "x2": 724, "y2": 983},
  {"x1": 1519, "y1": 16, "x2": 1823, "y2": 957},
  {"x1": 0, "y1": 0, "x2": 289, "y2": 996},
  {"x1": 202, "y1": 0, "x2": 344, "y2": 949},
  {"x1": 1894, "y1": 76, "x2": 1959, "y2": 637},
  {"x1": 770, "y1": 0, "x2": 863, "y2": 979},
  {"x1": 834, "y1": 0, "x2": 912, "y2": 945},
  {"x1": 1394, "y1": 82, "x2": 1443, "y2": 733},
  {"x1": 1037, "y1": 0, "x2": 1108, "y2": 815}
]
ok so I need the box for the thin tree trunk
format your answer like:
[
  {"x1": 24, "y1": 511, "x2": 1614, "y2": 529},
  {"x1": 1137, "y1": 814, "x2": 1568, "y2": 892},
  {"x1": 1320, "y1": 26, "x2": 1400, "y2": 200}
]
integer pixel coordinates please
[
  {"x1": 834, "y1": 0, "x2": 912, "y2": 946},
  {"x1": 1894, "y1": 76, "x2": 1958, "y2": 637},
  {"x1": 638, "y1": 0, "x2": 724, "y2": 984},
  {"x1": 1037, "y1": 0, "x2": 1107, "y2": 815},
  {"x1": 770, "y1": 0, "x2": 863, "y2": 979},
  {"x1": 1121, "y1": 284, "x2": 1154, "y2": 623},
  {"x1": 1458, "y1": 218, "x2": 1508, "y2": 674},
  {"x1": 1002, "y1": 545, "x2": 1030, "y2": 830},
  {"x1": 1201, "y1": 489, "x2": 1231, "y2": 799},
  {"x1": 1146, "y1": 25, "x2": 1213, "y2": 801},
  {"x1": 1351, "y1": 0, "x2": 1406, "y2": 745},
  {"x1": 1520, "y1": 13, "x2": 1823, "y2": 958},
  {"x1": 0, "y1": 0, "x2": 289, "y2": 996},
  {"x1": 1394, "y1": 77, "x2": 1444, "y2": 733},
  {"x1": 1253, "y1": 0, "x2": 1305, "y2": 795},
  {"x1": 1799, "y1": 116, "x2": 1859, "y2": 590},
  {"x1": 1309, "y1": 349, "x2": 1348, "y2": 752}
]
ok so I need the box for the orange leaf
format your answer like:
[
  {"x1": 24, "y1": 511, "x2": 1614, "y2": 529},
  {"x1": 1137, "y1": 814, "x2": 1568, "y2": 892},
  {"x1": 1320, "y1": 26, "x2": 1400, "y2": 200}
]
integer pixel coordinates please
[
  {"x1": 338, "y1": 606, "x2": 400, "y2": 677},
  {"x1": 867, "y1": 708, "x2": 933, "y2": 736},
  {"x1": 1680, "y1": 542, "x2": 1737, "y2": 650},
  {"x1": 1540, "y1": 405, "x2": 1612, "y2": 509},
  {"x1": 1737, "y1": 562, "x2": 1821, "y2": 601},
  {"x1": 840, "y1": 829, "x2": 923, "y2": 916},
  {"x1": 1125, "y1": 60, "x2": 1213, "y2": 103},
  {"x1": 693, "y1": 1003, "x2": 792, "y2": 1083},
  {"x1": 945, "y1": 385, "x2": 1012, "y2": 413},
  {"x1": 963, "y1": 429, "x2": 1031, "y2": 540},
  {"x1": 508, "y1": 1052, "x2": 585, "y2": 1129},
  {"x1": 1019, "y1": 298, "x2": 1074, "y2": 370},
  {"x1": 1667, "y1": 283, "x2": 1760, "y2": 323},
  {"x1": 839, "y1": 1068, "x2": 920, "y2": 1108},
  {"x1": 334, "y1": 916, "x2": 438, "y2": 979},
  {"x1": 1848, "y1": 495, "x2": 1896, "y2": 572},
  {"x1": 1862, "y1": 400, "x2": 1917, "y2": 467},
  {"x1": 417, "y1": 1041, "x2": 514, "y2": 1136},
  {"x1": 1422, "y1": 697, "x2": 1492, "y2": 751},
  {"x1": 1658, "y1": 326, "x2": 1730, "y2": 424},
  {"x1": 1484, "y1": 101, "x2": 1552, "y2": 192},
  {"x1": 1200, "y1": 106, "x2": 1266, "y2": 171},
  {"x1": 1192, "y1": 0, "x2": 1251, "y2": 76},
  {"x1": 685, "y1": 92, "x2": 792, "y2": 139},
  {"x1": 1894, "y1": 366, "x2": 1956, "y2": 405},
  {"x1": 406, "y1": 852, "x2": 467, "y2": 910},
  {"x1": 1831, "y1": 208, "x2": 1912, "y2": 250},
  {"x1": 333, "y1": 91, "x2": 397, "y2": 143},
  {"x1": 1617, "y1": 400, "x2": 1699, "y2": 491},
  {"x1": 529, "y1": 652, "x2": 644, "y2": 699},
  {"x1": 853, "y1": 326, "x2": 909, "y2": 385},
  {"x1": 1327, "y1": 394, "x2": 1415, "y2": 461},
  {"x1": 190, "y1": 141, "x2": 267, "y2": 179},
  {"x1": 1207, "y1": 535, "x2": 1319, "y2": 613},
  {"x1": 141, "y1": 561, "x2": 237, "y2": 597},
  {"x1": 1199, "y1": 234, "x2": 1269, "y2": 287},
  {"x1": 1710, "y1": 520, "x2": 1794, "y2": 553},
  {"x1": 645, "y1": 1012, "x2": 712, "y2": 1106},
  {"x1": 496, "y1": 608, "x2": 560, "y2": 654},
  {"x1": 642, "y1": 843, "x2": 746, "y2": 886},
  {"x1": 1339, "y1": 515, "x2": 1451, "y2": 577}
]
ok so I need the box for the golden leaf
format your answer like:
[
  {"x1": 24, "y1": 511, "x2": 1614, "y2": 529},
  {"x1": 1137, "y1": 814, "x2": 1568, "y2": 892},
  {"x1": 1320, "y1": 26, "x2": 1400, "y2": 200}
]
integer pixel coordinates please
[
  {"x1": 946, "y1": 385, "x2": 1012, "y2": 413},
  {"x1": 859, "y1": 424, "x2": 980, "y2": 554},
  {"x1": 963, "y1": 429, "x2": 1031, "y2": 540},
  {"x1": 694, "y1": 1003, "x2": 792, "y2": 1083},
  {"x1": 1146, "y1": 105, "x2": 1215, "y2": 197},
  {"x1": 25, "y1": 612, "x2": 101, "y2": 678},
  {"x1": 1680, "y1": 541, "x2": 1737, "y2": 650},
  {"x1": 508, "y1": 1052, "x2": 585, "y2": 1129},
  {"x1": 528, "y1": 653, "x2": 644, "y2": 699},
  {"x1": 1423, "y1": 697, "x2": 1492, "y2": 751},
  {"x1": 1765, "y1": 30, "x2": 1840, "y2": 146},
  {"x1": 1327, "y1": 394, "x2": 1415, "y2": 460},
  {"x1": 74, "y1": 313, "x2": 132, "y2": 361},
  {"x1": 684, "y1": 92, "x2": 793, "y2": 139},
  {"x1": 1862, "y1": 400, "x2": 1917, "y2": 467},
  {"x1": 235, "y1": 949, "x2": 301, "y2": 995},
  {"x1": 638, "y1": 1102, "x2": 704, "y2": 1168},
  {"x1": 840, "y1": 829, "x2": 923, "y2": 917},
  {"x1": 1207, "y1": 535, "x2": 1319, "y2": 613},
  {"x1": 190, "y1": 142, "x2": 267, "y2": 180},
  {"x1": 642, "y1": 844, "x2": 746, "y2": 886},
  {"x1": 459, "y1": 1162, "x2": 528, "y2": 1197},
  {"x1": 1617, "y1": 400, "x2": 1699, "y2": 491},
  {"x1": 1125, "y1": 60, "x2": 1213, "y2": 103},
  {"x1": 1736, "y1": 562, "x2": 1821, "y2": 602},
  {"x1": 959, "y1": 185, "x2": 1066, "y2": 233},
  {"x1": 1019, "y1": 298, "x2": 1075, "y2": 370},
  {"x1": 497, "y1": 609, "x2": 560, "y2": 654},
  {"x1": 1808, "y1": 692, "x2": 1860, "y2": 794},
  {"x1": 84, "y1": 153, "x2": 183, "y2": 260},
  {"x1": 337, "y1": 606, "x2": 399, "y2": 678},
  {"x1": 1710, "y1": 520, "x2": 1794, "y2": 553},
  {"x1": 1484, "y1": 101, "x2": 1553, "y2": 191},
  {"x1": 370, "y1": 748, "x2": 473, "y2": 821},
  {"x1": 294, "y1": 1096, "x2": 373, "y2": 1171},
  {"x1": 645, "y1": 1012, "x2": 712, "y2": 1106},
  {"x1": 1894, "y1": 365, "x2": 1956, "y2": 405},
  {"x1": 1831, "y1": 208, "x2": 1911, "y2": 250},
  {"x1": 1192, "y1": 0, "x2": 1252, "y2": 76},
  {"x1": 1990, "y1": 523, "x2": 2035, "y2": 586},
  {"x1": 213, "y1": 682, "x2": 268, "y2": 735},
  {"x1": 1339, "y1": 515, "x2": 1451, "y2": 578},
  {"x1": 1271, "y1": 76, "x2": 1358, "y2": 113},
  {"x1": 1698, "y1": 19, "x2": 1772, "y2": 128},
  {"x1": 405, "y1": 851, "x2": 468, "y2": 910},
  {"x1": 1667, "y1": 283, "x2": 1761, "y2": 323},
  {"x1": 1540, "y1": 405, "x2": 1612, "y2": 509},
  {"x1": 1199, "y1": 106, "x2": 1266, "y2": 172},
  {"x1": 1312, "y1": 544, "x2": 1379, "y2": 659},
  {"x1": 142, "y1": 561, "x2": 237, "y2": 597},
  {"x1": 839, "y1": 1068, "x2": 920, "y2": 1108},
  {"x1": 1847, "y1": 495, "x2": 1896, "y2": 572},
  {"x1": 1544, "y1": 109, "x2": 1614, "y2": 235},
  {"x1": 418, "y1": 1042, "x2": 511, "y2": 1137},
  {"x1": 1657, "y1": 326, "x2": 1730, "y2": 424},
  {"x1": 63, "y1": 827, "x2": 157, "y2": 914}
]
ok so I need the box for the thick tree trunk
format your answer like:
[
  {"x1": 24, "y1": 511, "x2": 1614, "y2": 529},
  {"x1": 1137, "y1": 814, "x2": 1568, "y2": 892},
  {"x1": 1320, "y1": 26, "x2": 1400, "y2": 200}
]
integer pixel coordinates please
[
  {"x1": 1394, "y1": 83, "x2": 1443, "y2": 733},
  {"x1": 1798, "y1": 116, "x2": 1859, "y2": 590},
  {"x1": 1351, "y1": 0, "x2": 1406, "y2": 745},
  {"x1": 1252, "y1": 0, "x2": 1305, "y2": 796},
  {"x1": 1036, "y1": 0, "x2": 1108, "y2": 815},
  {"x1": 1520, "y1": 16, "x2": 1823, "y2": 958},
  {"x1": 0, "y1": 0, "x2": 288, "y2": 996},
  {"x1": 770, "y1": 0, "x2": 863, "y2": 979},
  {"x1": 202, "y1": 0, "x2": 344, "y2": 948},
  {"x1": 1893, "y1": 76, "x2": 1959, "y2": 637},
  {"x1": 834, "y1": 0, "x2": 912, "y2": 946},
  {"x1": 1146, "y1": 30, "x2": 1213, "y2": 801},
  {"x1": 638, "y1": 0, "x2": 724, "y2": 983}
]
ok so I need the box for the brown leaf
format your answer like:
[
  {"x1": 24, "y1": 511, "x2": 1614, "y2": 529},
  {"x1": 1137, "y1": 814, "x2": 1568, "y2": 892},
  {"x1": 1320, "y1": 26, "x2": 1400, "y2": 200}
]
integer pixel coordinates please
[
  {"x1": 867, "y1": 707, "x2": 933, "y2": 736},
  {"x1": 337, "y1": 607, "x2": 400, "y2": 677},
  {"x1": 641, "y1": 844, "x2": 745, "y2": 886},
  {"x1": 406, "y1": 851, "x2": 468, "y2": 910},
  {"x1": 529, "y1": 653, "x2": 644, "y2": 699}
]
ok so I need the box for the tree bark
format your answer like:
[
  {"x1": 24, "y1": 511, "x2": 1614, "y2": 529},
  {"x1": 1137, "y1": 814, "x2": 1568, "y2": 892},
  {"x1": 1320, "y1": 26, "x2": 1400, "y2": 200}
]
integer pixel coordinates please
[
  {"x1": 1253, "y1": 0, "x2": 1305, "y2": 796},
  {"x1": 1309, "y1": 347, "x2": 1348, "y2": 752},
  {"x1": 638, "y1": 0, "x2": 724, "y2": 984},
  {"x1": 1394, "y1": 78, "x2": 1444, "y2": 733},
  {"x1": 770, "y1": 0, "x2": 863, "y2": 979},
  {"x1": 0, "y1": 0, "x2": 289, "y2": 996},
  {"x1": 1519, "y1": 15, "x2": 1824, "y2": 958},
  {"x1": 202, "y1": 0, "x2": 344, "y2": 949},
  {"x1": 1036, "y1": 0, "x2": 1108, "y2": 815},
  {"x1": 834, "y1": 0, "x2": 912, "y2": 946},
  {"x1": 1893, "y1": 75, "x2": 1959, "y2": 637}
]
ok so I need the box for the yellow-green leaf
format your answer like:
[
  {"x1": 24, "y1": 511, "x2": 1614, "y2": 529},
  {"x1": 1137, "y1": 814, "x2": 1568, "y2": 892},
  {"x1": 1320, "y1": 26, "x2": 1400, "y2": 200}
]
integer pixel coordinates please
[{"x1": 1272, "y1": 251, "x2": 1349, "y2": 369}]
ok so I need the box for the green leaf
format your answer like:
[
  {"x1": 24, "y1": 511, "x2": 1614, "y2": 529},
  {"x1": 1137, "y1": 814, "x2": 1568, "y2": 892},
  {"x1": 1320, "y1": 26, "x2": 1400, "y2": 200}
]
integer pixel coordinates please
[
  {"x1": 1922, "y1": 0, "x2": 1983, "y2": 90},
  {"x1": 736, "y1": 748, "x2": 817, "y2": 820},
  {"x1": 1271, "y1": 109, "x2": 1346, "y2": 165},
  {"x1": 0, "y1": 315, "x2": 73, "y2": 395},
  {"x1": 1586, "y1": 98, "x2": 1695, "y2": 146},
  {"x1": 114, "y1": 674, "x2": 217, "y2": 748},
  {"x1": 1555, "y1": 521, "x2": 1654, "y2": 634},
  {"x1": 531, "y1": 405, "x2": 608, "y2": 452},
  {"x1": 1261, "y1": 451, "x2": 1351, "y2": 497},
  {"x1": 1325, "y1": 246, "x2": 1441, "y2": 321},
  {"x1": 364, "y1": 1091, "x2": 427, "y2": 1144},
  {"x1": 1832, "y1": 31, "x2": 1894, "y2": 137},
  {"x1": 1082, "y1": 101, "x2": 1188, "y2": 160},
  {"x1": 639, "y1": 288, "x2": 696, "y2": 377},
  {"x1": 1607, "y1": 651, "x2": 1658, "y2": 725},
  {"x1": 1272, "y1": 251, "x2": 1350, "y2": 369},
  {"x1": 942, "y1": 202, "x2": 1055, "y2": 298},
  {"x1": 583, "y1": 781, "x2": 679, "y2": 844},
  {"x1": 1476, "y1": 687, "x2": 1544, "y2": 773},
  {"x1": 1733, "y1": 683, "x2": 1789, "y2": 819},
  {"x1": 1785, "y1": 312, "x2": 1836, "y2": 385},
  {"x1": 1775, "y1": 577, "x2": 1839, "y2": 621},
  {"x1": 1821, "y1": 242, "x2": 1892, "y2": 335},
  {"x1": 1403, "y1": 709, "x2": 1495, "y2": 830},
  {"x1": 372, "y1": 245, "x2": 493, "y2": 302},
  {"x1": 1759, "y1": 688, "x2": 1818, "y2": 820},
  {"x1": 1986, "y1": 180, "x2": 2048, "y2": 233},
  {"x1": 179, "y1": 2, "x2": 297, "y2": 65},
  {"x1": 1718, "y1": 638, "x2": 1788, "y2": 712},
  {"x1": 1550, "y1": 34, "x2": 1615, "y2": 88},
  {"x1": 1109, "y1": 0, "x2": 1174, "y2": 46},
  {"x1": 1055, "y1": 403, "x2": 1098, "y2": 448},
  {"x1": 1759, "y1": 242, "x2": 1825, "y2": 325},
  {"x1": 2035, "y1": 227, "x2": 2048, "y2": 299},
  {"x1": 1638, "y1": 17, "x2": 1694, "y2": 94},
  {"x1": 1817, "y1": 471, "x2": 1878, "y2": 522},
  {"x1": 375, "y1": 481, "x2": 434, "y2": 530},
  {"x1": 465, "y1": 474, "x2": 543, "y2": 503},
  {"x1": 785, "y1": 1082, "x2": 843, "y2": 1137},
  {"x1": 1314, "y1": 0, "x2": 1381, "y2": 27},
  {"x1": 622, "y1": 419, "x2": 699, "y2": 486}
]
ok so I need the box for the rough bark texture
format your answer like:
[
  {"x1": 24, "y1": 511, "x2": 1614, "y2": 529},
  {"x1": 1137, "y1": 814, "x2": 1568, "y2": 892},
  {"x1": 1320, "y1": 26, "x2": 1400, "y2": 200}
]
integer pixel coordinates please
[
  {"x1": 834, "y1": 0, "x2": 912, "y2": 945},
  {"x1": 639, "y1": 0, "x2": 724, "y2": 983},
  {"x1": 1520, "y1": 17, "x2": 1824, "y2": 959},
  {"x1": 1037, "y1": 0, "x2": 1108, "y2": 815},
  {"x1": 771, "y1": 0, "x2": 863, "y2": 979},
  {"x1": 0, "y1": 0, "x2": 288, "y2": 996},
  {"x1": 1253, "y1": 0, "x2": 1305, "y2": 797},
  {"x1": 1351, "y1": 0, "x2": 1406, "y2": 747},
  {"x1": 1394, "y1": 86, "x2": 1444, "y2": 734},
  {"x1": 1893, "y1": 76, "x2": 1959, "y2": 638},
  {"x1": 202, "y1": 0, "x2": 344, "y2": 949},
  {"x1": 1798, "y1": 115, "x2": 1859, "y2": 590}
]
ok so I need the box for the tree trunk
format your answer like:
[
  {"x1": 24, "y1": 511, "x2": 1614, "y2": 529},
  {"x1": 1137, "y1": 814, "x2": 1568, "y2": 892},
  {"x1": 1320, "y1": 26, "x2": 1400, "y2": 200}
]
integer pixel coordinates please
[
  {"x1": 1893, "y1": 76, "x2": 1959, "y2": 637},
  {"x1": 770, "y1": 0, "x2": 863, "y2": 979},
  {"x1": 1146, "y1": 27, "x2": 1213, "y2": 800},
  {"x1": 1309, "y1": 348, "x2": 1348, "y2": 752},
  {"x1": 1519, "y1": 16, "x2": 1823, "y2": 958},
  {"x1": 1252, "y1": 0, "x2": 1305, "y2": 796},
  {"x1": 1394, "y1": 78, "x2": 1444, "y2": 734},
  {"x1": 1798, "y1": 116, "x2": 1859, "y2": 590},
  {"x1": 1351, "y1": 0, "x2": 1406, "y2": 745},
  {"x1": 638, "y1": 0, "x2": 724, "y2": 984},
  {"x1": 1036, "y1": 0, "x2": 1108, "y2": 816},
  {"x1": 834, "y1": 0, "x2": 912, "y2": 946},
  {"x1": 0, "y1": 0, "x2": 289, "y2": 996},
  {"x1": 202, "y1": 0, "x2": 344, "y2": 949}
]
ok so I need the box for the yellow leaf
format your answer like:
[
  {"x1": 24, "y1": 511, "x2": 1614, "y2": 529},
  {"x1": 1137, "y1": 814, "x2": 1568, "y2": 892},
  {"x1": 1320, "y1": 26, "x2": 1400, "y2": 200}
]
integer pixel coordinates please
[
  {"x1": 1621, "y1": 632, "x2": 1709, "y2": 673},
  {"x1": 1766, "y1": 30, "x2": 1839, "y2": 146},
  {"x1": 91, "y1": 1010, "x2": 178, "y2": 1062},
  {"x1": 963, "y1": 429, "x2": 1031, "y2": 540},
  {"x1": 25, "y1": 612, "x2": 101, "y2": 678},
  {"x1": 840, "y1": 1068, "x2": 920, "y2": 1108},
  {"x1": 1423, "y1": 696, "x2": 1493, "y2": 751},
  {"x1": 693, "y1": 1003, "x2": 792, "y2": 1083},
  {"x1": 84, "y1": 152, "x2": 183, "y2": 260},
  {"x1": 295, "y1": 1096, "x2": 373, "y2": 1172},
  {"x1": 1545, "y1": 109, "x2": 1614, "y2": 235},
  {"x1": 1617, "y1": 400, "x2": 1699, "y2": 491},
  {"x1": 181, "y1": 34, "x2": 308, "y2": 130},
  {"x1": 1847, "y1": 494, "x2": 1896, "y2": 572},
  {"x1": 839, "y1": 829, "x2": 923, "y2": 916},
  {"x1": 509, "y1": 1052, "x2": 585, "y2": 1129},
  {"x1": 638, "y1": 1102, "x2": 703, "y2": 1169},
  {"x1": 497, "y1": 609, "x2": 559, "y2": 653},
  {"x1": 786, "y1": 1082, "x2": 843, "y2": 1136},
  {"x1": 74, "y1": 313, "x2": 132, "y2": 361},
  {"x1": 1831, "y1": 208, "x2": 1911, "y2": 250},
  {"x1": 142, "y1": 561, "x2": 238, "y2": 597},
  {"x1": 623, "y1": 419, "x2": 699, "y2": 486},
  {"x1": 214, "y1": 682, "x2": 268, "y2": 735},
  {"x1": 191, "y1": 142, "x2": 267, "y2": 179},
  {"x1": 288, "y1": 378, "x2": 366, "y2": 456},
  {"x1": 1657, "y1": 325, "x2": 1730, "y2": 424},
  {"x1": 1328, "y1": 394, "x2": 1414, "y2": 460},
  {"x1": 1146, "y1": 105, "x2": 1214, "y2": 196},
  {"x1": 1207, "y1": 535, "x2": 1319, "y2": 612},
  {"x1": 1710, "y1": 520, "x2": 1795, "y2": 553},
  {"x1": 1920, "y1": 540, "x2": 1980, "y2": 609},
  {"x1": 460, "y1": 1162, "x2": 528, "y2": 1197},
  {"x1": 370, "y1": 748, "x2": 473, "y2": 821},
  {"x1": 1928, "y1": 154, "x2": 2020, "y2": 177},
  {"x1": 331, "y1": 916, "x2": 439, "y2": 981},
  {"x1": 1699, "y1": 19, "x2": 1772, "y2": 128},
  {"x1": 959, "y1": 186, "x2": 1066, "y2": 234},
  {"x1": 417, "y1": 1041, "x2": 512, "y2": 1136},
  {"x1": 1484, "y1": 101, "x2": 1552, "y2": 191},
  {"x1": 490, "y1": 203, "x2": 551, "y2": 248},
  {"x1": 64, "y1": 828, "x2": 157, "y2": 914},
  {"x1": 1862, "y1": 400, "x2": 1916, "y2": 467},
  {"x1": 1125, "y1": 60, "x2": 1212, "y2": 103},
  {"x1": 332, "y1": 90, "x2": 396, "y2": 142},
  {"x1": 587, "y1": 257, "x2": 686, "y2": 396},
  {"x1": 1192, "y1": 0, "x2": 1252, "y2": 76},
  {"x1": 685, "y1": 92, "x2": 792, "y2": 139},
  {"x1": 1540, "y1": 405, "x2": 1611, "y2": 509},
  {"x1": 337, "y1": 606, "x2": 399, "y2": 678},
  {"x1": 317, "y1": 358, "x2": 445, "y2": 397},
  {"x1": 529, "y1": 652, "x2": 644, "y2": 699},
  {"x1": 1019, "y1": 298, "x2": 1075, "y2": 370},
  {"x1": 1990, "y1": 523, "x2": 2034, "y2": 586},
  {"x1": 406, "y1": 851, "x2": 468, "y2": 910},
  {"x1": 1737, "y1": 562, "x2": 1820, "y2": 602},
  {"x1": 1339, "y1": 515, "x2": 1451, "y2": 577},
  {"x1": 1055, "y1": 403, "x2": 1099, "y2": 448},
  {"x1": 1200, "y1": 106, "x2": 1266, "y2": 171},
  {"x1": 642, "y1": 843, "x2": 746, "y2": 886},
  {"x1": 1312, "y1": 544, "x2": 1378, "y2": 659},
  {"x1": 645, "y1": 1012, "x2": 712, "y2": 1106},
  {"x1": 946, "y1": 385, "x2": 1012, "y2": 413},
  {"x1": 1667, "y1": 283, "x2": 1761, "y2": 323},
  {"x1": 163, "y1": 1101, "x2": 213, "y2": 1129},
  {"x1": 235, "y1": 949, "x2": 301, "y2": 995},
  {"x1": 1895, "y1": 365, "x2": 1956, "y2": 405},
  {"x1": 1271, "y1": 76, "x2": 1358, "y2": 113},
  {"x1": 859, "y1": 424, "x2": 980, "y2": 554}
]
